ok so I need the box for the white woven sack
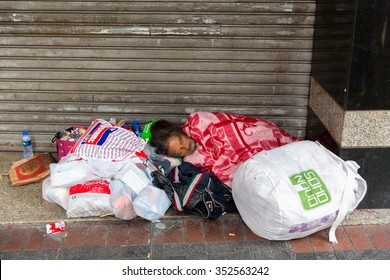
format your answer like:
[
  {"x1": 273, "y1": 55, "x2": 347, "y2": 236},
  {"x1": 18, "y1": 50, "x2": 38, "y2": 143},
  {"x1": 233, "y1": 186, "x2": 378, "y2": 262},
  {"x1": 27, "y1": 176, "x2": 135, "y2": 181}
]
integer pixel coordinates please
[{"x1": 232, "y1": 140, "x2": 367, "y2": 243}]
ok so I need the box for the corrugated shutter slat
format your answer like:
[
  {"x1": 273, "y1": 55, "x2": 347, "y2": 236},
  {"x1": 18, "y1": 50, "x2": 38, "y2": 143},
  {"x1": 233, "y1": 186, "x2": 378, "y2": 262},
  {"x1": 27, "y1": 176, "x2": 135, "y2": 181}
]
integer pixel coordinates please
[{"x1": 0, "y1": 0, "x2": 354, "y2": 151}]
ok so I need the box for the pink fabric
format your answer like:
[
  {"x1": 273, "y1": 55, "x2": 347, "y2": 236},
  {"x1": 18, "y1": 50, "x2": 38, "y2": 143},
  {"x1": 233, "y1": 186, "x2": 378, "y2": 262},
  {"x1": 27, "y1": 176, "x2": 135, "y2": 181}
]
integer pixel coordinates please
[{"x1": 182, "y1": 112, "x2": 300, "y2": 188}]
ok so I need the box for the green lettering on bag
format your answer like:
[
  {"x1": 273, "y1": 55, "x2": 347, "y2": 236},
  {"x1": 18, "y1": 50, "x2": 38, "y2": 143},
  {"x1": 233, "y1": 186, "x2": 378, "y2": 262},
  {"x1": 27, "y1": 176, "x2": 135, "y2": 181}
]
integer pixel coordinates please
[{"x1": 289, "y1": 170, "x2": 331, "y2": 210}]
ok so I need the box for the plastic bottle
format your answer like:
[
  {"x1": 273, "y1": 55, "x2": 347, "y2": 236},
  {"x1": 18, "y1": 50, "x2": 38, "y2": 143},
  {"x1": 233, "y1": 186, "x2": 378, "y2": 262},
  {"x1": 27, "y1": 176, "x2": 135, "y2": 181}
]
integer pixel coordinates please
[
  {"x1": 131, "y1": 120, "x2": 142, "y2": 137},
  {"x1": 141, "y1": 120, "x2": 156, "y2": 143},
  {"x1": 109, "y1": 117, "x2": 117, "y2": 125},
  {"x1": 21, "y1": 130, "x2": 33, "y2": 158}
]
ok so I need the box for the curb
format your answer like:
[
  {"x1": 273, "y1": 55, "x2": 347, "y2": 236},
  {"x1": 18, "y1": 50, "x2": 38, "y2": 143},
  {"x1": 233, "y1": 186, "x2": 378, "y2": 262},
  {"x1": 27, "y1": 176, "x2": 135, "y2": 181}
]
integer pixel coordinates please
[
  {"x1": 2, "y1": 208, "x2": 390, "y2": 228},
  {"x1": 342, "y1": 209, "x2": 390, "y2": 225}
]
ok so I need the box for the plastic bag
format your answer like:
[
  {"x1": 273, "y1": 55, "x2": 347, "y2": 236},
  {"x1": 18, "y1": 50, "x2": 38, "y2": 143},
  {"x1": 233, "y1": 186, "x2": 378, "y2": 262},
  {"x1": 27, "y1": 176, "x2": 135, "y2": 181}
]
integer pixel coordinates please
[
  {"x1": 42, "y1": 178, "x2": 70, "y2": 210},
  {"x1": 87, "y1": 158, "x2": 135, "y2": 179},
  {"x1": 50, "y1": 160, "x2": 98, "y2": 187},
  {"x1": 114, "y1": 162, "x2": 151, "y2": 195},
  {"x1": 109, "y1": 179, "x2": 137, "y2": 220},
  {"x1": 66, "y1": 179, "x2": 112, "y2": 218},
  {"x1": 133, "y1": 184, "x2": 171, "y2": 222},
  {"x1": 232, "y1": 141, "x2": 367, "y2": 243},
  {"x1": 67, "y1": 119, "x2": 146, "y2": 161}
]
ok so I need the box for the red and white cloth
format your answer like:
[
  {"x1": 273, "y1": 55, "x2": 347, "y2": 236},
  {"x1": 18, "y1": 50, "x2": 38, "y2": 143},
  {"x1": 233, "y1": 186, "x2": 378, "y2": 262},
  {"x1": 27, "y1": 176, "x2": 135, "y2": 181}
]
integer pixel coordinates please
[{"x1": 182, "y1": 112, "x2": 300, "y2": 188}]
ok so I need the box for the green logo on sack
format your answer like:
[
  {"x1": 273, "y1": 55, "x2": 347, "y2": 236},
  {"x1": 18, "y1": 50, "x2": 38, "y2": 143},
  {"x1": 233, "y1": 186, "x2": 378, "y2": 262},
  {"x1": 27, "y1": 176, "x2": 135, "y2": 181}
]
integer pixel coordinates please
[{"x1": 289, "y1": 170, "x2": 331, "y2": 210}]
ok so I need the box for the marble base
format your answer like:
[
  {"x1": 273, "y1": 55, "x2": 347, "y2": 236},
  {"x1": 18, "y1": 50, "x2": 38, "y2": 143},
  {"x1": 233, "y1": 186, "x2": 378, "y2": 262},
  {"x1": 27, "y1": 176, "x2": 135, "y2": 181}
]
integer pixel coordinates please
[
  {"x1": 309, "y1": 77, "x2": 390, "y2": 148},
  {"x1": 340, "y1": 148, "x2": 390, "y2": 208},
  {"x1": 306, "y1": 107, "x2": 390, "y2": 209}
]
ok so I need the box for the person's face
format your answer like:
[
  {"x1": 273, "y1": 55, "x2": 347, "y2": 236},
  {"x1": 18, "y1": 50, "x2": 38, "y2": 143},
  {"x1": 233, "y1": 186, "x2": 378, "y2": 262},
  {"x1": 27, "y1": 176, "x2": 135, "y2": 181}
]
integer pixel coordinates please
[{"x1": 166, "y1": 134, "x2": 196, "y2": 157}]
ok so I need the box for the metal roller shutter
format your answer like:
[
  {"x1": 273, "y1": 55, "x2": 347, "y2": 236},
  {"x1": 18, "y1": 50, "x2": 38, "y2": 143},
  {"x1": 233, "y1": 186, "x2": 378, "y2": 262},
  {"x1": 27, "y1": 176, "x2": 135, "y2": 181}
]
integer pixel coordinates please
[{"x1": 0, "y1": 0, "x2": 353, "y2": 152}]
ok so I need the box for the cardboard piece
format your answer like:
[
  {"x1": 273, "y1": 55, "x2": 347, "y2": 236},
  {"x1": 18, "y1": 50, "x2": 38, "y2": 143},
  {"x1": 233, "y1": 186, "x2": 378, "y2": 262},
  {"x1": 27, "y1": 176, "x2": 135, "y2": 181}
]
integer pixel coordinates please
[{"x1": 8, "y1": 153, "x2": 56, "y2": 186}]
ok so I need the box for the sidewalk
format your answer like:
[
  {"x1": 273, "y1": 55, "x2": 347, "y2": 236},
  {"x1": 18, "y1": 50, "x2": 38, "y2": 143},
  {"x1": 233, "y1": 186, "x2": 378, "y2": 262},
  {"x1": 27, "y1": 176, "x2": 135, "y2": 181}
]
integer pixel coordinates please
[
  {"x1": 1, "y1": 152, "x2": 390, "y2": 260},
  {"x1": 1, "y1": 212, "x2": 390, "y2": 260}
]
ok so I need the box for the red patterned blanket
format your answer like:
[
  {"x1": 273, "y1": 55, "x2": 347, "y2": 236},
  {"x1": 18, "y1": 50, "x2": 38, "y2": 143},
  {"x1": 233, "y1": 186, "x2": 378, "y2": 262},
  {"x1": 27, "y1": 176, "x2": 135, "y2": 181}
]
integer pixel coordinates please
[{"x1": 182, "y1": 112, "x2": 300, "y2": 188}]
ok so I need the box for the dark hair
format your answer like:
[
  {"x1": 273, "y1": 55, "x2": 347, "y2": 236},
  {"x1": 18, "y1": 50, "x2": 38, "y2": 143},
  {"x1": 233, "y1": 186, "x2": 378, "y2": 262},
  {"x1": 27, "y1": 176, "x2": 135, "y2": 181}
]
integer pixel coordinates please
[{"x1": 150, "y1": 119, "x2": 185, "y2": 155}]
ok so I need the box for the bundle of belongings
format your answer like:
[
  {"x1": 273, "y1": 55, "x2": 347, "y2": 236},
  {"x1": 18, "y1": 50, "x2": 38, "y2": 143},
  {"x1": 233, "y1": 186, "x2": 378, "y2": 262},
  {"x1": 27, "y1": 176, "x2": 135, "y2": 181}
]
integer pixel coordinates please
[
  {"x1": 43, "y1": 118, "x2": 236, "y2": 221},
  {"x1": 44, "y1": 119, "x2": 173, "y2": 222},
  {"x1": 232, "y1": 140, "x2": 367, "y2": 243}
]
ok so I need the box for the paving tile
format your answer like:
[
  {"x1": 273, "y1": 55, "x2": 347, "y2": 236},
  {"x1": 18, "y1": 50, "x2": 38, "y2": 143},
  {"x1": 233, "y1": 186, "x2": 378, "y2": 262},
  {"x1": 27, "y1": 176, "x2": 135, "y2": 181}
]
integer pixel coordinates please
[
  {"x1": 242, "y1": 224, "x2": 264, "y2": 241},
  {"x1": 183, "y1": 219, "x2": 204, "y2": 243},
  {"x1": 58, "y1": 248, "x2": 81, "y2": 260},
  {"x1": 150, "y1": 243, "x2": 186, "y2": 259},
  {"x1": 203, "y1": 219, "x2": 224, "y2": 242},
  {"x1": 253, "y1": 249, "x2": 292, "y2": 260},
  {"x1": 383, "y1": 224, "x2": 390, "y2": 235},
  {"x1": 313, "y1": 251, "x2": 337, "y2": 260},
  {"x1": 41, "y1": 234, "x2": 62, "y2": 250},
  {"x1": 307, "y1": 230, "x2": 334, "y2": 252},
  {"x1": 184, "y1": 243, "x2": 208, "y2": 260},
  {"x1": 151, "y1": 220, "x2": 174, "y2": 238},
  {"x1": 344, "y1": 225, "x2": 375, "y2": 250},
  {"x1": 0, "y1": 249, "x2": 58, "y2": 260},
  {"x1": 152, "y1": 221, "x2": 185, "y2": 244},
  {"x1": 333, "y1": 250, "x2": 361, "y2": 260},
  {"x1": 23, "y1": 227, "x2": 45, "y2": 250},
  {"x1": 363, "y1": 224, "x2": 390, "y2": 249},
  {"x1": 205, "y1": 241, "x2": 233, "y2": 256},
  {"x1": 208, "y1": 252, "x2": 249, "y2": 260},
  {"x1": 62, "y1": 223, "x2": 89, "y2": 248},
  {"x1": 121, "y1": 245, "x2": 150, "y2": 260},
  {"x1": 294, "y1": 252, "x2": 317, "y2": 260},
  {"x1": 150, "y1": 243, "x2": 165, "y2": 259},
  {"x1": 221, "y1": 217, "x2": 245, "y2": 242},
  {"x1": 107, "y1": 223, "x2": 130, "y2": 246},
  {"x1": 0, "y1": 226, "x2": 12, "y2": 251},
  {"x1": 128, "y1": 220, "x2": 150, "y2": 245},
  {"x1": 357, "y1": 248, "x2": 390, "y2": 260},
  {"x1": 289, "y1": 237, "x2": 313, "y2": 253},
  {"x1": 82, "y1": 246, "x2": 125, "y2": 260},
  {"x1": 154, "y1": 243, "x2": 196, "y2": 259},
  {"x1": 331, "y1": 226, "x2": 355, "y2": 251},
  {"x1": 163, "y1": 255, "x2": 188, "y2": 260},
  {"x1": 246, "y1": 239, "x2": 272, "y2": 253},
  {"x1": 206, "y1": 241, "x2": 251, "y2": 257},
  {"x1": 85, "y1": 224, "x2": 110, "y2": 247},
  {"x1": 250, "y1": 241, "x2": 292, "y2": 260},
  {"x1": 1, "y1": 226, "x2": 28, "y2": 252}
]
